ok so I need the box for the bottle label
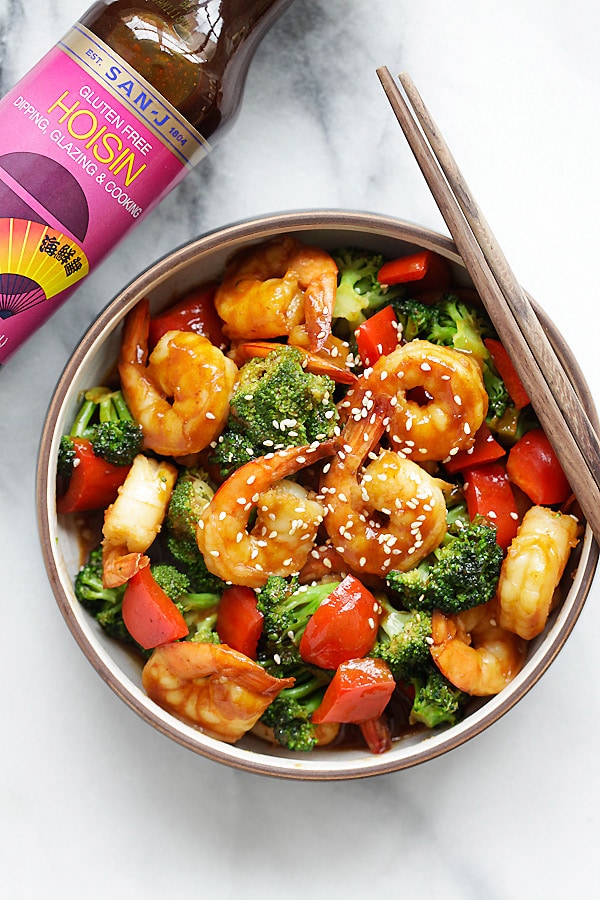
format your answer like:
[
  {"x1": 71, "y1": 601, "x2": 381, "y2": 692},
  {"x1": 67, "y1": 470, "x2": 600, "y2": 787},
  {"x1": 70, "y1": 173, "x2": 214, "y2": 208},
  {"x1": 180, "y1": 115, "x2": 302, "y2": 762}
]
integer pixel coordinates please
[{"x1": 0, "y1": 24, "x2": 209, "y2": 363}]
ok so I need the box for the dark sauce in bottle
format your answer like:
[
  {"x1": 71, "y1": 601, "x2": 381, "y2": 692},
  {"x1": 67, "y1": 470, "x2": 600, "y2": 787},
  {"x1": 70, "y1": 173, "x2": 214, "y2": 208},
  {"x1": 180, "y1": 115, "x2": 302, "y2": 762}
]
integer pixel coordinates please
[{"x1": 81, "y1": 1, "x2": 295, "y2": 140}]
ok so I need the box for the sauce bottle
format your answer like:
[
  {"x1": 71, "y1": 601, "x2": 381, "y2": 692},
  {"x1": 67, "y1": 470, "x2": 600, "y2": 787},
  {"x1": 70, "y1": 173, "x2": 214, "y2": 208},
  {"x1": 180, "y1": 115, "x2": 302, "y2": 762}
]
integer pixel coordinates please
[{"x1": 0, "y1": 0, "x2": 295, "y2": 365}]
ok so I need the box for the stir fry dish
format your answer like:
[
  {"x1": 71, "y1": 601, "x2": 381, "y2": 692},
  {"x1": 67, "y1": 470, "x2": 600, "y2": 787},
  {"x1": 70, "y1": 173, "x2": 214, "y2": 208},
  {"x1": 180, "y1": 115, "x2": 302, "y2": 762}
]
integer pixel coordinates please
[{"x1": 56, "y1": 236, "x2": 581, "y2": 754}]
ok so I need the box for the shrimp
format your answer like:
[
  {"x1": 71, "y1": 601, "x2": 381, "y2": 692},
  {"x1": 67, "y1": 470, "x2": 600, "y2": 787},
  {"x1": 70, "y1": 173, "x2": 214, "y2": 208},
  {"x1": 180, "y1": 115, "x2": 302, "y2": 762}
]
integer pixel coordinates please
[
  {"x1": 497, "y1": 505, "x2": 579, "y2": 640},
  {"x1": 360, "y1": 339, "x2": 488, "y2": 461},
  {"x1": 142, "y1": 641, "x2": 295, "y2": 743},
  {"x1": 214, "y1": 236, "x2": 338, "y2": 352},
  {"x1": 196, "y1": 440, "x2": 336, "y2": 588},
  {"x1": 102, "y1": 453, "x2": 177, "y2": 587},
  {"x1": 118, "y1": 298, "x2": 238, "y2": 457},
  {"x1": 430, "y1": 600, "x2": 527, "y2": 696},
  {"x1": 320, "y1": 397, "x2": 449, "y2": 577}
]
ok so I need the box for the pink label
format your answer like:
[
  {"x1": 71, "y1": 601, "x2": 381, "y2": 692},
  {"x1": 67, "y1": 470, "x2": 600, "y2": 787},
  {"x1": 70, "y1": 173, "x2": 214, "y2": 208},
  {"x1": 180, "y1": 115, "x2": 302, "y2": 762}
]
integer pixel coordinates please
[{"x1": 0, "y1": 24, "x2": 209, "y2": 363}]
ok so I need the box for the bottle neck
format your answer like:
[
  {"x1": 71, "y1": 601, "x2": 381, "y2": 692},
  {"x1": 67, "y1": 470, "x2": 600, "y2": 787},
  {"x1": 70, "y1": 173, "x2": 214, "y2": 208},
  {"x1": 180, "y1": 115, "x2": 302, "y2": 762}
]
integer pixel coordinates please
[{"x1": 81, "y1": 1, "x2": 296, "y2": 137}]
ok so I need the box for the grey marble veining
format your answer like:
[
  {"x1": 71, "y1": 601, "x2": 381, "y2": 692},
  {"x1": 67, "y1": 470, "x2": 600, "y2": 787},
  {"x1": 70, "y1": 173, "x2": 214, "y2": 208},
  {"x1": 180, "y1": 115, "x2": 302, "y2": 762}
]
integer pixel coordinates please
[{"x1": 0, "y1": 1, "x2": 599, "y2": 897}]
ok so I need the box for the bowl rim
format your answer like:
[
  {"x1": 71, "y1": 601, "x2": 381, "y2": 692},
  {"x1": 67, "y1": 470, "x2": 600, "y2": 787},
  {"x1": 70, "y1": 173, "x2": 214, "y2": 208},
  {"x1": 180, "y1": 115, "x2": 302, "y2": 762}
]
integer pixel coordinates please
[{"x1": 36, "y1": 208, "x2": 600, "y2": 780}]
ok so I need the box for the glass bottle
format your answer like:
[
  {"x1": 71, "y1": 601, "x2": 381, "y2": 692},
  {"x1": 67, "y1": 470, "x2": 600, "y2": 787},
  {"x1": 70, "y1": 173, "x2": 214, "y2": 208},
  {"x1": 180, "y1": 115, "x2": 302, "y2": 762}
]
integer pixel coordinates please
[{"x1": 0, "y1": 0, "x2": 295, "y2": 365}]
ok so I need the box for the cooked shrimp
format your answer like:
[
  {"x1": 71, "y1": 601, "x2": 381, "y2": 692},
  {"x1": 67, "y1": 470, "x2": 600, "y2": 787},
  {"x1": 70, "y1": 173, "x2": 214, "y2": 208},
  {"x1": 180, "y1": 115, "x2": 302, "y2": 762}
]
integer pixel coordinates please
[
  {"x1": 214, "y1": 236, "x2": 338, "y2": 352},
  {"x1": 360, "y1": 339, "x2": 488, "y2": 461},
  {"x1": 196, "y1": 440, "x2": 336, "y2": 588},
  {"x1": 431, "y1": 600, "x2": 527, "y2": 696},
  {"x1": 497, "y1": 505, "x2": 579, "y2": 640},
  {"x1": 320, "y1": 398, "x2": 448, "y2": 577},
  {"x1": 142, "y1": 641, "x2": 295, "y2": 743},
  {"x1": 102, "y1": 453, "x2": 177, "y2": 587},
  {"x1": 298, "y1": 543, "x2": 350, "y2": 584},
  {"x1": 118, "y1": 298, "x2": 238, "y2": 457}
]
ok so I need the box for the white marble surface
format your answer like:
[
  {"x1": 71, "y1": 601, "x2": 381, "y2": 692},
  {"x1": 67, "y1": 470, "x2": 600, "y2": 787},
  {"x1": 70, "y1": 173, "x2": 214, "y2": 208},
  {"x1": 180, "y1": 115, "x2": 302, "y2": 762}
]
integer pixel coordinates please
[{"x1": 1, "y1": 0, "x2": 599, "y2": 896}]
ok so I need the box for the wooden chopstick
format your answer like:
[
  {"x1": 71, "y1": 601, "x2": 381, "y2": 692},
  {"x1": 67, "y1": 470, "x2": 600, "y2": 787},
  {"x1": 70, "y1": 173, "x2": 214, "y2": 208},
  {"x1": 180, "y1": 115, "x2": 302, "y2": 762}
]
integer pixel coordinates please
[{"x1": 376, "y1": 65, "x2": 600, "y2": 543}]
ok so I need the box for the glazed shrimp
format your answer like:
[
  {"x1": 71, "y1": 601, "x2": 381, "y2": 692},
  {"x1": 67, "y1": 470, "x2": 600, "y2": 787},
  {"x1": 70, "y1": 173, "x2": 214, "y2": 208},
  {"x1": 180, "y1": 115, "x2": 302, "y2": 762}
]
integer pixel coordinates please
[
  {"x1": 430, "y1": 600, "x2": 527, "y2": 696},
  {"x1": 118, "y1": 298, "x2": 238, "y2": 457},
  {"x1": 320, "y1": 398, "x2": 449, "y2": 577},
  {"x1": 196, "y1": 440, "x2": 336, "y2": 588},
  {"x1": 360, "y1": 340, "x2": 488, "y2": 461},
  {"x1": 214, "y1": 236, "x2": 338, "y2": 352},
  {"x1": 142, "y1": 641, "x2": 295, "y2": 743},
  {"x1": 102, "y1": 453, "x2": 177, "y2": 587},
  {"x1": 497, "y1": 505, "x2": 579, "y2": 640}
]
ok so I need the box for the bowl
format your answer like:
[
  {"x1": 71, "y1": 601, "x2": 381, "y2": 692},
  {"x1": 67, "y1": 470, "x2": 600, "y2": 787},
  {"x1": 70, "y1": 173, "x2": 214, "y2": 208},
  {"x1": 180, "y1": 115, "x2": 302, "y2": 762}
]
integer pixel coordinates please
[{"x1": 37, "y1": 210, "x2": 599, "y2": 780}]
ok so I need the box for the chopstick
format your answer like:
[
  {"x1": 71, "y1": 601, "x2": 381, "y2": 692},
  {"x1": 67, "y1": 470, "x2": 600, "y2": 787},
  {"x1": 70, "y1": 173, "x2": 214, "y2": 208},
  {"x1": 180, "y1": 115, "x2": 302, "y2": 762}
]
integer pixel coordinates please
[{"x1": 376, "y1": 65, "x2": 600, "y2": 544}]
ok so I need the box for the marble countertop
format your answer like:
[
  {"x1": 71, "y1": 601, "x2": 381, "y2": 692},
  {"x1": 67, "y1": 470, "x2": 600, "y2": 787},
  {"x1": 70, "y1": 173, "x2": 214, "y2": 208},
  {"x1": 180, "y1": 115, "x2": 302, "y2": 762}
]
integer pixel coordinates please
[{"x1": 1, "y1": 0, "x2": 599, "y2": 896}]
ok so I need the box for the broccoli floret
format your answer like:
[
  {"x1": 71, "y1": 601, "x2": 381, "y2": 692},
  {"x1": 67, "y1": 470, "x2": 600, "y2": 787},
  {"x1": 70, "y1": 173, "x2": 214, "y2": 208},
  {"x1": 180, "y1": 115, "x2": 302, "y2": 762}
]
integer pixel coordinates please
[
  {"x1": 409, "y1": 664, "x2": 467, "y2": 729},
  {"x1": 260, "y1": 665, "x2": 332, "y2": 752},
  {"x1": 74, "y1": 546, "x2": 130, "y2": 643},
  {"x1": 386, "y1": 519, "x2": 503, "y2": 615},
  {"x1": 165, "y1": 468, "x2": 225, "y2": 594},
  {"x1": 57, "y1": 435, "x2": 77, "y2": 479},
  {"x1": 391, "y1": 297, "x2": 440, "y2": 343},
  {"x1": 150, "y1": 564, "x2": 191, "y2": 600},
  {"x1": 482, "y1": 363, "x2": 512, "y2": 422},
  {"x1": 256, "y1": 576, "x2": 339, "y2": 667},
  {"x1": 61, "y1": 386, "x2": 143, "y2": 475},
  {"x1": 369, "y1": 597, "x2": 433, "y2": 682},
  {"x1": 428, "y1": 294, "x2": 494, "y2": 360},
  {"x1": 211, "y1": 346, "x2": 339, "y2": 475},
  {"x1": 332, "y1": 248, "x2": 405, "y2": 333}
]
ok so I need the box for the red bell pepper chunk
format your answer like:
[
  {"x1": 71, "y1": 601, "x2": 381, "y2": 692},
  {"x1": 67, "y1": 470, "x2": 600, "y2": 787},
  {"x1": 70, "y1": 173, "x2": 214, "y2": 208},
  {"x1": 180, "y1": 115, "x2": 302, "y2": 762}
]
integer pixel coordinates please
[
  {"x1": 299, "y1": 574, "x2": 381, "y2": 670},
  {"x1": 443, "y1": 422, "x2": 506, "y2": 474},
  {"x1": 56, "y1": 438, "x2": 130, "y2": 514},
  {"x1": 463, "y1": 461, "x2": 520, "y2": 550},
  {"x1": 377, "y1": 250, "x2": 451, "y2": 292},
  {"x1": 148, "y1": 283, "x2": 226, "y2": 350},
  {"x1": 507, "y1": 428, "x2": 571, "y2": 505},
  {"x1": 355, "y1": 305, "x2": 399, "y2": 366},
  {"x1": 311, "y1": 658, "x2": 395, "y2": 725},
  {"x1": 484, "y1": 338, "x2": 530, "y2": 410},
  {"x1": 216, "y1": 585, "x2": 264, "y2": 660},
  {"x1": 122, "y1": 566, "x2": 189, "y2": 650}
]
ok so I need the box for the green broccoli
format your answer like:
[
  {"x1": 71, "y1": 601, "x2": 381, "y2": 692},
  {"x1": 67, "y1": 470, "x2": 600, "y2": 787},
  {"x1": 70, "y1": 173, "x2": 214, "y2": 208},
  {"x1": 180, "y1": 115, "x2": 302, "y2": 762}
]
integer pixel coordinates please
[
  {"x1": 385, "y1": 519, "x2": 503, "y2": 615},
  {"x1": 74, "y1": 546, "x2": 130, "y2": 643},
  {"x1": 211, "y1": 345, "x2": 338, "y2": 475},
  {"x1": 331, "y1": 247, "x2": 405, "y2": 334},
  {"x1": 391, "y1": 296, "x2": 440, "y2": 343},
  {"x1": 409, "y1": 664, "x2": 467, "y2": 729},
  {"x1": 58, "y1": 386, "x2": 142, "y2": 476},
  {"x1": 259, "y1": 665, "x2": 332, "y2": 752},
  {"x1": 369, "y1": 597, "x2": 433, "y2": 682},
  {"x1": 165, "y1": 468, "x2": 225, "y2": 594},
  {"x1": 256, "y1": 576, "x2": 339, "y2": 667},
  {"x1": 428, "y1": 294, "x2": 494, "y2": 360}
]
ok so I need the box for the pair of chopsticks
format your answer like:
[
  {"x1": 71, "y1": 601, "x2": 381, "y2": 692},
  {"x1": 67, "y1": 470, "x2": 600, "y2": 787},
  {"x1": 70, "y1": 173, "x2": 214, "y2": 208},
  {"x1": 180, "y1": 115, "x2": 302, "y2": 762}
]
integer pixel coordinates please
[{"x1": 377, "y1": 67, "x2": 600, "y2": 544}]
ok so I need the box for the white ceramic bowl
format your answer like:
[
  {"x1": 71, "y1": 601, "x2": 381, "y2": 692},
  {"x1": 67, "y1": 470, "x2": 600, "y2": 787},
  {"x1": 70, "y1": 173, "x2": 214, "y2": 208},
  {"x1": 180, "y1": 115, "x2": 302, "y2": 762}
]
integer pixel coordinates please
[{"x1": 37, "y1": 210, "x2": 599, "y2": 779}]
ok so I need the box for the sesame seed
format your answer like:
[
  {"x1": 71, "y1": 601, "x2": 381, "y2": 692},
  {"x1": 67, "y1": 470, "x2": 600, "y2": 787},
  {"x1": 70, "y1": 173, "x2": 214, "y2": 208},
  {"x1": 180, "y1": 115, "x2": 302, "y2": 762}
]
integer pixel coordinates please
[{"x1": 206, "y1": 411, "x2": 216, "y2": 420}]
